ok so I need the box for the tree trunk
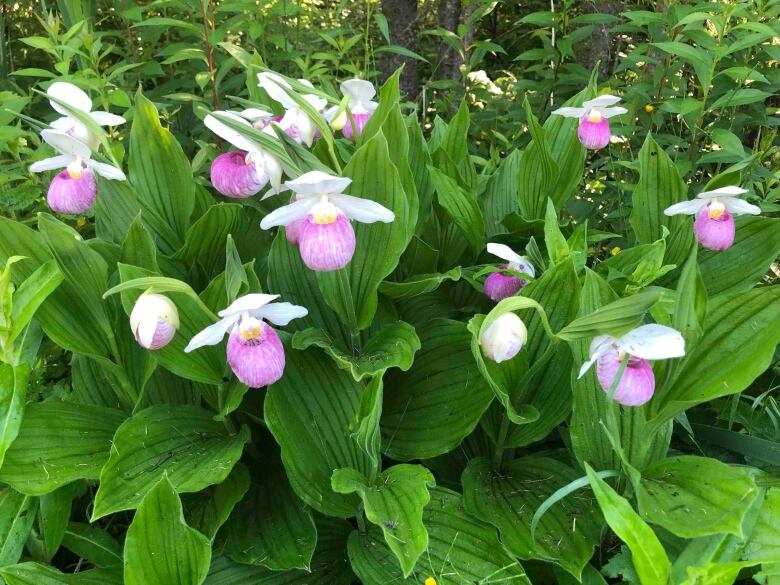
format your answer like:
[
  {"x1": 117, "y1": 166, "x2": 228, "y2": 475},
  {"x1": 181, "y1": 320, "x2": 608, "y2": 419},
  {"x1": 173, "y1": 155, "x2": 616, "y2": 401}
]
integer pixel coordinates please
[
  {"x1": 575, "y1": 0, "x2": 620, "y2": 78},
  {"x1": 436, "y1": 0, "x2": 461, "y2": 81},
  {"x1": 380, "y1": 0, "x2": 419, "y2": 99}
]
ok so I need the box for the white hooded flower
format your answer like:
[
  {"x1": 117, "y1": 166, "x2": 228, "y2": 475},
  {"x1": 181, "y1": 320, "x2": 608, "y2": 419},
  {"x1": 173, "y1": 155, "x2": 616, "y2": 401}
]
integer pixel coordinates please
[
  {"x1": 29, "y1": 129, "x2": 126, "y2": 181},
  {"x1": 663, "y1": 186, "x2": 760, "y2": 218},
  {"x1": 480, "y1": 312, "x2": 528, "y2": 363},
  {"x1": 130, "y1": 293, "x2": 179, "y2": 350},
  {"x1": 47, "y1": 82, "x2": 126, "y2": 151},
  {"x1": 257, "y1": 72, "x2": 328, "y2": 147},
  {"x1": 552, "y1": 94, "x2": 628, "y2": 124}
]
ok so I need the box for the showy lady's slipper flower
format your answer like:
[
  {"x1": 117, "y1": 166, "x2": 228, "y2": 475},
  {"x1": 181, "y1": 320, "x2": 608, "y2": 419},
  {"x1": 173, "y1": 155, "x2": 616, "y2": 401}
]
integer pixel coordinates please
[
  {"x1": 205, "y1": 111, "x2": 284, "y2": 198},
  {"x1": 480, "y1": 312, "x2": 528, "y2": 363},
  {"x1": 578, "y1": 324, "x2": 685, "y2": 406},
  {"x1": 47, "y1": 81, "x2": 126, "y2": 151},
  {"x1": 663, "y1": 186, "x2": 760, "y2": 251},
  {"x1": 338, "y1": 79, "x2": 378, "y2": 140},
  {"x1": 552, "y1": 95, "x2": 627, "y2": 150},
  {"x1": 260, "y1": 171, "x2": 395, "y2": 272},
  {"x1": 130, "y1": 292, "x2": 179, "y2": 350},
  {"x1": 258, "y1": 72, "x2": 328, "y2": 147},
  {"x1": 29, "y1": 129, "x2": 126, "y2": 214},
  {"x1": 483, "y1": 243, "x2": 535, "y2": 302},
  {"x1": 185, "y1": 294, "x2": 307, "y2": 388}
]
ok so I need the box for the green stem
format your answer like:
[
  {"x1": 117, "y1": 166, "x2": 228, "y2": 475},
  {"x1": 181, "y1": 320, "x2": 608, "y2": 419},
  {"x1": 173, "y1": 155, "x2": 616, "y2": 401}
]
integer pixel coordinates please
[{"x1": 492, "y1": 414, "x2": 511, "y2": 470}]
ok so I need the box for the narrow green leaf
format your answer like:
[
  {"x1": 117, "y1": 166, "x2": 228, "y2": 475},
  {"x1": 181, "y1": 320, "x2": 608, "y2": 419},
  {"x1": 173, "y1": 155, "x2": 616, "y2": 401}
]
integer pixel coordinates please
[
  {"x1": 0, "y1": 487, "x2": 38, "y2": 566},
  {"x1": 183, "y1": 462, "x2": 250, "y2": 541},
  {"x1": 62, "y1": 522, "x2": 123, "y2": 568},
  {"x1": 429, "y1": 167, "x2": 484, "y2": 252}
]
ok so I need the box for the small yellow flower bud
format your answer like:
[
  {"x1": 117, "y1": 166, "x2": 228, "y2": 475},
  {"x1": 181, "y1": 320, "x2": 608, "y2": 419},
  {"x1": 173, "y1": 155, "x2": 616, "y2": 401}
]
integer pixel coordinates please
[
  {"x1": 644, "y1": 104, "x2": 655, "y2": 113},
  {"x1": 611, "y1": 246, "x2": 621, "y2": 256},
  {"x1": 425, "y1": 578, "x2": 437, "y2": 585},
  {"x1": 76, "y1": 217, "x2": 87, "y2": 227}
]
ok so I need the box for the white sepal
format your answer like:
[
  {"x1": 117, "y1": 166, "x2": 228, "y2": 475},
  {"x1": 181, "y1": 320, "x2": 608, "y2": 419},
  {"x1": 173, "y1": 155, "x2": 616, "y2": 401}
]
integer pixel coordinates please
[
  {"x1": 599, "y1": 106, "x2": 628, "y2": 119},
  {"x1": 578, "y1": 336, "x2": 617, "y2": 379},
  {"x1": 584, "y1": 94, "x2": 622, "y2": 109},
  {"x1": 723, "y1": 198, "x2": 761, "y2": 216},
  {"x1": 664, "y1": 199, "x2": 708, "y2": 216},
  {"x1": 284, "y1": 171, "x2": 352, "y2": 196},
  {"x1": 40, "y1": 129, "x2": 92, "y2": 159},
  {"x1": 253, "y1": 302, "x2": 309, "y2": 326},
  {"x1": 552, "y1": 106, "x2": 586, "y2": 119},
  {"x1": 184, "y1": 315, "x2": 238, "y2": 352},
  {"x1": 47, "y1": 81, "x2": 92, "y2": 115},
  {"x1": 616, "y1": 324, "x2": 685, "y2": 360},
  {"x1": 89, "y1": 111, "x2": 126, "y2": 126},
  {"x1": 259, "y1": 198, "x2": 317, "y2": 229},
  {"x1": 328, "y1": 194, "x2": 395, "y2": 223},
  {"x1": 218, "y1": 293, "x2": 280, "y2": 317},
  {"x1": 204, "y1": 112, "x2": 258, "y2": 152},
  {"x1": 697, "y1": 186, "x2": 748, "y2": 199},
  {"x1": 87, "y1": 160, "x2": 126, "y2": 181},
  {"x1": 29, "y1": 155, "x2": 71, "y2": 173}
]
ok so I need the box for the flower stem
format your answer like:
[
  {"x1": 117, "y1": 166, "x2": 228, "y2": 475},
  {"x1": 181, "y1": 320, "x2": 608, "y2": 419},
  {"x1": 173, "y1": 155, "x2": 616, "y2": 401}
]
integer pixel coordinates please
[{"x1": 492, "y1": 414, "x2": 511, "y2": 471}]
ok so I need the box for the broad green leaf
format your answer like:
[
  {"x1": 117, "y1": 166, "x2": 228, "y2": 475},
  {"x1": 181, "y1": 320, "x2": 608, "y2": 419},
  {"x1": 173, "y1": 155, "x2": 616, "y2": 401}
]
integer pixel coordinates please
[
  {"x1": 585, "y1": 464, "x2": 671, "y2": 585},
  {"x1": 651, "y1": 287, "x2": 780, "y2": 424},
  {"x1": 679, "y1": 561, "x2": 760, "y2": 585},
  {"x1": 316, "y1": 131, "x2": 412, "y2": 330},
  {"x1": 0, "y1": 401, "x2": 124, "y2": 496},
  {"x1": 223, "y1": 236, "x2": 247, "y2": 305},
  {"x1": 120, "y1": 215, "x2": 160, "y2": 272},
  {"x1": 558, "y1": 289, "x2": 661, "y2": 341},
  {"x1": 637, "y1": 456, "x2": 758, "y2": 538},
  {"x1": 264, "y1": 345, "x2": 374, "y2": 518},
  {"x1": 0, "y1": 487, "x2": 38, "y2": 566},
  {"x1": 629, "y1": 134, "x2": 693, "y2": 266},
  {"x1": 381, "y1": 319, "x2": 494, "y2": 460},
  {"x1": 92, "y1": 405, "x2": 249, "y2": 519},
  {"x1": 405, "y1": 116, "x2": 435, "y2": 233},
  {"x1": 462, "y1": 457, "x2": 601, "y2": 579},
  {"x1": 348, "y1": 486, "x2": 531, "y2": 584},
  {"x1": 94, "y1": 179, "x2": 143, "y2": 245},
  {"x1": 653, "y1": 41, "x2": 714, "y2": 88},
  {"x1": 378, "y1": 267, "x2": 461, "y2": 299},
  {"x1": 183, "y1": 462, "x2": 250, "y2": 541},
  {"x1": 481, "y1": 150, "x2": 521, "y2": 237},
  {"x1": 174, "y1": 204, "x2": 244, "y2": 276},
  {"x1": 436, "y1": 100, "x2": 476, "y2": 188},
  {"x1": 223, "y1": 461, "x2": 316, "y2": 571},
  {"x1": 0, "y1": 563, "x2": 122, "y2": 585},
  {"x1": 62, "y1": 522, "x2": 123, "y2": 568},
  {"x1": 292, "y1": 321, "x2": 420, "y2": 381},
  {"x1": 124, "y1": 476, "x2": 211, "y2": 585},
  {"x1": 745, "y1": 487, "x2": 780, "y2": 564},
  {"x1": 698, "y1": 217, "x2": 780, "y2": 296},
  {"x1": 518, "y1": 98, "x2": 560, "y2": 219},
  {"x1": 129, "y1": 90, "x2": 195, "y2": 254},
  {"x1": 0, "y1": 364, "x2": 29, "y2": 468},
  {"x1": 544, "y1": 87, "x2": 589, "y2": 209},
  {"x1": 353, "y1": 376, "x2": 383, "y2": 467},
  {"x1": 332, "y1": 464, "x2": 434, "y2": 576},
  {"x1": 8, "y1": 260, "x2": 63, "y2": 346},
  {"x1": 429, "y1": 167, "x2": 484, "y2": 252},
  {"x1": 544, "y1": 199, "x2": 570, "y2": 265},
  {"x1": 28, "y1": 483, "x2": 78, "y2": 563}
]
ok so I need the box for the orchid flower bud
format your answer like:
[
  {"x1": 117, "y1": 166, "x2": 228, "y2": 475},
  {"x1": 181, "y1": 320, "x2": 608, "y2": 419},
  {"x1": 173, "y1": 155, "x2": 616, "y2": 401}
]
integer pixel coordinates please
[
  {"x1": 130, "y1": 293, "x2": 180, "y2": 350},
  {"x1": 480, "y1": 313, "x2": 528, "y2": 363}
]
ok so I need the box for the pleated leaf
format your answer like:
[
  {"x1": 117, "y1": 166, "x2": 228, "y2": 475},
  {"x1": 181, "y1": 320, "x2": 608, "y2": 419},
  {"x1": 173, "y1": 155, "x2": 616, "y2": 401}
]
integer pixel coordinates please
[
  {"x1": 429, "y1": 167, "x2": 484, "y2": 252},
  {"x1": 0, "y1": 563, "x2": 122, "y2": 585},
  {"x1": 0, "y1": 487, "x2": 38, "y2": 566},
  {"x1": 183, "y1": 462, "x2": 250, "y2": 541}
]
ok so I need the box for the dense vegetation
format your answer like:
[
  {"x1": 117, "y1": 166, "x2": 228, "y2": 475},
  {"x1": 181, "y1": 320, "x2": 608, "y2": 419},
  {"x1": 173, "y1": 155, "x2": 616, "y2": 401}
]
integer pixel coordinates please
[{"x1": 0, "y1": 0, "x2": 779, "y2": 584}]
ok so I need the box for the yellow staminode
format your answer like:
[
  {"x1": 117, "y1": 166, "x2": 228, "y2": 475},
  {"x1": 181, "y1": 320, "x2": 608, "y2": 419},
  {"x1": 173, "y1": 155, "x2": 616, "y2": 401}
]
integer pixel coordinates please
[
  {"x1": 586, "y1": 110, "x2": 603, "y2": 123},
  {"x1": 66, "y1": 159, "x2": 83, "y2": 179},
  {"x1": 239, "y1": 318, "x2": 263, "y2": 341},
  {"x1": 311, "y1": 200, "x2": 340, "y2": 225},
  {"x1": 708, "y1": 201, "x2": 726, "y2": 219}
]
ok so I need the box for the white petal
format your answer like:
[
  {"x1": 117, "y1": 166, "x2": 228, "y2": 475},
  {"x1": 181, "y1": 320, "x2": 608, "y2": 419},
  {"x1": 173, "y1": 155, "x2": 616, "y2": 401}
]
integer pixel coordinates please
[
  {"x1": 578, "y1": 336, "x2": 617, "y2": 379},
  {"x1": 302, "y1": 94, "x2": 328, "y2": 113},
  {"x1": 47, "y1": 81, "x2": 92, "y2": 115},
  {"x1": 328, "y1": 194, "x2": 395, "y2": 223},
  {"x1": 617, "y1": 324, "x2": 685, "y2": 360},
  {"x1": 40, "y1": 129, "x2": 92, "y2": 159},
  {"x1": 723, "y1": 198, "x2": 761, "y2": 216},
  {"x1": 87, "y1": 160, "x2": 126, "y2": 181},
  {"x1": 252, "y1": 302, "x2": 308, "y2": 326},
  {"x1": 29, "y1": 155, "x2": 72, "y2": 172},
  {"x1": 365, "y1": 101, "x2": 379, "y2": 112},
  {"x1": 284, "y1": 171, "x2": 352, "y2": 196},
  {"x1": 204, "y1": 112, "x2": 258, "y2": 152},
  {"x1": 136, "y1": 313, "x2": 159, "y2": 348},
  {"x1": 258, "y1": 72, "x2": 296, "y2": 109},
  {"x1": 664, "y1": 199, "x2": 708, "y2": 216},
  {"x1": 510, "y1": 258, "x2": 535, "y2": 278},
  {"x1": 584, "y1": 94, "x2": 622, "y2": 109},
  {"x1": 280, "y1": 109, "x2": 317, "y2": 147},
  {"x1": 697, "y1": 186, "x2": 748, "y2": 199},
  {"x1": 240, "y1": 107, "x2": 273, "y2": 122},
  {"x1": 50, "y1": 116, "x2": 77, "y2": 132},
  {"x1": 89, "y1": 111, "x2": 126, "y2": 126},
  {"x1": 599, "y1": 106, "x2": 628, "y2": 119},
  {"x1": 260, "y1": 198, "x2": 317, "y2": 229},
  {"x1": 218, "y1": 293, "x2": 280, "y2": 317},
  {"x1": 552, "y1": 106, "x2": 586, "y2": 118},
  {"x1": 340, "y1": 79, "x2": 376, "y2": 106},
  {"x1": 184, "y1": 315, "x2": 237, "y2": 352},
  {"x1": 255, "y1": 151, "x2": 284, "y2": 194},
  {"x1": 487, "y1": 242, "x2": 524, "y2": 264}
]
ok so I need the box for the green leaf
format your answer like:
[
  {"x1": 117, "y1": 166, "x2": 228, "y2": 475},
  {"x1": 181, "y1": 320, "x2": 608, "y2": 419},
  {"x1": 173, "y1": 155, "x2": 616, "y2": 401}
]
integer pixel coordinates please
[
  {"x1": 332, "y1": 464, "x2": 434, "y2": 576},
  {"x1": 637, "y1": 455, "x2": 758, "y2": 538},
  {"x1": 183, "y1": 462, "x2": 250, "y2": 541},
  {"x1": 348, "y1": 487, "x2": 531, "y2": 584},
  {"x1": 378, "y1": 267, "x2": 461, "y2": 299},
  {"x1": 121, "y1": 215, "x2": 160, "y2": 272},
  {"x1": 264, "y1": 345, "x2": 374, "y2": 518},
  {"x1": 0, "y1": 401, "x2": 125, "y2": 496},
  {"x1": 745, "y1": 487, "x2": 780, "y2": 564},
  {"x1": 653, "y1": 41, "x2": 714, "y2": 88},
  {"x1": 429, "y1": 167, "x2": 484, "y2": 252},
  {"x1": 0, "y1": 487, "x2": 38, "y2": 566},
  {"x1": 28, "y1": 483, "x2": 78, "y2": 563},
  {"x1": 518, "y1": 98, "x2": 560, "y2": 219},
  {"x1": 481, "y1": 150, "x2": 522, "y2": 237},
  {"x1": 0, "y1": 563, "x2": 122, "y2": 585},
  {"x1": 544, "y1": 198, "x2": 570, "y2": 265},
  {"x1": 292, "y1": 321, "x2": 420, "y2": 381},
  {"x1": 129, "y1": 90, "x2": 195, "y2": 254},
  {"x1": 558, "y1": 290, "x2": 661, "y2": 341},
  {"x1": 62, "y1": 522, "x2": 123, "y2": 568},
  {"x1": 436, "y1": 100, "x2": 476, "y2": 188},
  {"x1": 223, "y1": 236, "x2": 247, "y2": 305},
  {"x1": 381, "y1": 320, "x2": 494, "y2": 460},
  {"x1": 544, "y1": 88, "x2": 589, "y2": 209},
  {"x1": 174, "y1": 204, "x2": 244, "y2": 275},
  {"x1": 124, "y1": 475, "x2": 211, "y2": 585},
  {"x1": 223, "y1": 461, "x2": 316, "y2": 571},
  {"x1": 629, "y1": 134, "x2": 694, "y2": 266},
  {"x1": 8, "y1": 260, "x2": 63, "y2": 346},
  {"x1": 92, "y1": 405, "x2": 249, "y2": 519},
  {"x1": 584, "y1": 463, "x2": 671, "y2": 585},
  {"x1": 651, "y1": 287, "x2": 780, "y2": 424},
  {"x1": 462, "y1": 457, "x2": 600, "y2": 580},
  {"x1": 0, "y1": 364, "x2": 29, "y2": 468}
]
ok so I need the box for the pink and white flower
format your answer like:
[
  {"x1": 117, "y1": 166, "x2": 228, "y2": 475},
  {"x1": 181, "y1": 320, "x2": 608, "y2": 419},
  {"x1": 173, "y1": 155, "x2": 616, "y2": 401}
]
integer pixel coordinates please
[
  {"x1": 259, "y1": 171, "x2": 395, "y2": 272},
  {"x1": 578, "y1": 324, "x2": 685, "y2": 406},
  {"x1": 663, "y1": 186, "x2": 760, "y2": 251},
  {"x1": 483, "y1": 243, "x2": 535, "y2": 302},
  {"x1": 552, "y1": 95, "x2": 627, "y2": 150},
  {"x1": 480, "y1": 312, "x2": 528, "y2": 363},
  {"x1": 257, "y1": 72, "x2": 327, "y2": 147},
  {"x1": 47, "y1": 81, "x2": 125, "y2": 151},
  {"x1": 29, "y1": 129, "x2": 126, "y2": 214},
  {"x1": 205, "y1": 111, "x2": 284, "y2": 197},
  {"x1": 130, "y1": 292, "x2": 179, "y2": 350},
  {"x1": 336, "y1": 79, "x2": 378, "y2": 140},
  {"x1": 184, "y1": 293, "x2": 307, "y2": 388}
]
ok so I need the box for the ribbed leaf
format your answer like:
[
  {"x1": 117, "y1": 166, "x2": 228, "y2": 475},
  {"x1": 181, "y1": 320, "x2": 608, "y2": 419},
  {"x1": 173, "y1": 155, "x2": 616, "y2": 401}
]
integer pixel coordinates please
[
  {"x1": 332, "y1": 464, "x2": 434, "y2": 576},
  {"x1": 27, "y1": 483, "x2": 78, "y2": 563},
  {"x1": 518, "y1": 98, "x2": 560, "y2": 219},
  {"x1": 0, "y1": 364, "x2": 29, "y2": 468},
  {"x1": 378, "y1": 267, "x2": 461, "y2": 299},
  {"x1": 92, "y1": 405, "x2": 249, "y2": 519},
  {"x1": 745, "y1": 487, "x2": 780, "y2": 564},
  {"x1": 0, "y1": 563, "x2": 122, "y2": 585},
  {"x1": 0, "y1": 401, "x2": 124, "y2": 496},
  {"x1": 381, "y1": 319, "x2": 493, "y2": 460},
  {"x1": 0, "y1": 487, "x2": 38, "y2": 566},
  {"x1": 544, "y1": 88, "x2": 588, "y2": 209},
  {"x1": 174, "y1": 204, "x2": 244, "y2": 276},
  {"x1": 462, "y1": 457, "x2": 600, "y2": 579},
  {"x1": 348, "y1": 486, "x2": 531, "y2": 584},
  {"x1": 124, "y1": 476, "x2": 211, "y2": 585},
  {"x1": 264, "y1": 345, "x2": 374, "y2": 518},
  {"x1": 429, "y1": 167, "x2": 484, "y2": 252},
  {"x1": 62, "y1": 522, "x2": 123, "y2": 568},
  {"x1": 183, "y1": 462, "x2": 249, "y2": 541},
  {"x1": 481, "y1": 150, "x2": 521, "y2": 237}
]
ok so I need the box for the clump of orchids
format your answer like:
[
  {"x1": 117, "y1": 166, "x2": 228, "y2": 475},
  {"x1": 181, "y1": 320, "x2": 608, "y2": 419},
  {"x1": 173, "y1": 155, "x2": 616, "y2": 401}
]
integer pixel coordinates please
[
  {"x1": 30, "y1": 82, "x2": 126, "y2": 214},
  {"x1": 552, "y1": 94, "x2": 627, "y2": 150}
]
